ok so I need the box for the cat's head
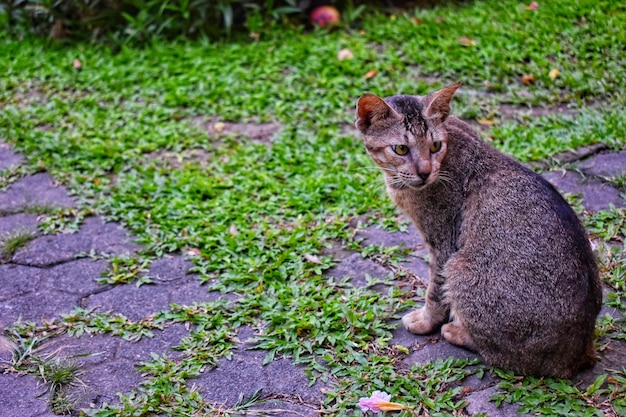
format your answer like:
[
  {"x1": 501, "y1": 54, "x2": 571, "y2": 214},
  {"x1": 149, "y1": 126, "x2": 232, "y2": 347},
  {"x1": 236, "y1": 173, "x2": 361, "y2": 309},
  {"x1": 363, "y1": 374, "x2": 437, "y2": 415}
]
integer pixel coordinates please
[{"x1": 355, "y1": 82, "x2": 460, "y2": 190}]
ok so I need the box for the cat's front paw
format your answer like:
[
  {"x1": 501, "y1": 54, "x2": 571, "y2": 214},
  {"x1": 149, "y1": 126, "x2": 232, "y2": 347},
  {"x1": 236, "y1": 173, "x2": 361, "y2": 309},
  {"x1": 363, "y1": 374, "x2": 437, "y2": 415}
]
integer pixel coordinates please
[{"x1": 402, "y1": 307, "x2": 439, "y2": 334}]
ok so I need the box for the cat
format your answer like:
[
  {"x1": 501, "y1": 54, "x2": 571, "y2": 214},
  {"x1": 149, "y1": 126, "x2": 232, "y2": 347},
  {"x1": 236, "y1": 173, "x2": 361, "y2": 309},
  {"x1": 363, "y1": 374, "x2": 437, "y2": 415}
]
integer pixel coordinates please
[{"x1": 355, "y1": 82, "x2": 602, "y2": 378}]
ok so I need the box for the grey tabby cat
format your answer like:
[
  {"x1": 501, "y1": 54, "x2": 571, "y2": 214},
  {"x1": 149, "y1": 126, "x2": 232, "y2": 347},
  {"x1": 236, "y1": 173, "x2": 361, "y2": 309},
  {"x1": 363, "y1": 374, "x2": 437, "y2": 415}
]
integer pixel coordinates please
[{"x1": 355, "y1": 83, "x2": 602, "y2": 378}]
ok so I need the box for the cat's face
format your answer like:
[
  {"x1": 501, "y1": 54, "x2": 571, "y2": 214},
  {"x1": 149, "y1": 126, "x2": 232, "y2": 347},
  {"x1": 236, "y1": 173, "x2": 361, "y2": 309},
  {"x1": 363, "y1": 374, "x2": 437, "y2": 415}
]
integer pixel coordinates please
[{"x1": 356, "y1": 83, "x2": 460, "y2": 191}]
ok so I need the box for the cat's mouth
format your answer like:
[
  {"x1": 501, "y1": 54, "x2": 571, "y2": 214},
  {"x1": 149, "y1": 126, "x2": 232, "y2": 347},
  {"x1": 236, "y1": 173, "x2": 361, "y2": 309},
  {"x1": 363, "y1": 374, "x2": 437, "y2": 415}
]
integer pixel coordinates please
[{"x1": 388, "y1": 176, "x2": 432, "y2": 191}]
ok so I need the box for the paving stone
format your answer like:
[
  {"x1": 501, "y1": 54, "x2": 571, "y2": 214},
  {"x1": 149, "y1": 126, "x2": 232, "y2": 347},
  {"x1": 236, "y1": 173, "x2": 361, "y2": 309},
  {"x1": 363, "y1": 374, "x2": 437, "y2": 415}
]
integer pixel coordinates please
[
  {"x1": 401, "y1": 255, "x2": 430, "y2": 283},
  {"x1": 38, "y1": 333, "x2": 120, "y2": 367},
  {"x1": 0, "y1": 143, "x2": 24, "y2": 171},
  {"x1": 168, "y1": 275, "x2": 239, "y2": 305},
  {"x1": 0, "y1": 173, "x2": 75, "y2": 212},
  {"x1": 576, "y1": 339, "x2": 626, "y2": 388},
  {"x1": 0, "y1": 373, "x2": 50, "y2": 417},
  {"x1": 86, "y1": 282, "x2": 170, "y2": 321},
  {"x1": 42, "y1": 258, "x2": 109, "y2": 295},
  {"x1": 542, "y1": 170, "x2": 624, "y2": 211},
  {"x1": 0, "y1": 213, "x2": 39, "y2": 235},
  {"x1": 149, "y1": 255, "x2": 193, "y2": 282},
  {"x1": 0, "y1": 263, "x2": 42, "y2": 302},
  {"x1": 465, "y1": 386, "x2": 530, "y2": 417},
  {"x1": 403, "y1": 336, "x2": 478, "y2": 367},
  {"x1": 356, "y1": 222, "x2": 426, "y2": 251},
  {"x1": 193, "y1": 348, "x2": 325, "y2": 407},
  {"x1": 1, "y1": 289, "x2": 78, "y2": 327},
  {"x1": 13, "y1": 216, "x2": 140, "y2": 267},
  {"x1": 577, "y1": 150, "x2": 626, "y2": 179},
  {"x1": 69, "y1": 358, "x2": 143, "y2": 412},
  {"x1": 390, "y1": 319, "x2": 424, "y2": 348},
  {"x1": 117, "y1": 323, "x2": 187, "y2": 361},
  {"x1": 326, "y1": 252, "x2": 391, "y2": 288}
]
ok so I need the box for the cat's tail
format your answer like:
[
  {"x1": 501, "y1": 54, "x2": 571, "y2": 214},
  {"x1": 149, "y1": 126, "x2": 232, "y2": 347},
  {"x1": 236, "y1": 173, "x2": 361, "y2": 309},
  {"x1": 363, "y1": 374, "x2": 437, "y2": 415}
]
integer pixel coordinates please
[{"x1": 576, "y1": 341, "x2": 598, "y2": 373}]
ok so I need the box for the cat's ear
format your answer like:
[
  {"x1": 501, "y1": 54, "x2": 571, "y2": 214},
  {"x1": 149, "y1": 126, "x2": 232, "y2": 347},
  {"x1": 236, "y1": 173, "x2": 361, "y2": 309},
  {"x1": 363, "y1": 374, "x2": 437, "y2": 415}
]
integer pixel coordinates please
[
  {"x1": 422, "y1": 82, "x2": 461, "y2": 125},
  {"x1": 356, "y1": 93, "x2": 401, "y2": 134}
]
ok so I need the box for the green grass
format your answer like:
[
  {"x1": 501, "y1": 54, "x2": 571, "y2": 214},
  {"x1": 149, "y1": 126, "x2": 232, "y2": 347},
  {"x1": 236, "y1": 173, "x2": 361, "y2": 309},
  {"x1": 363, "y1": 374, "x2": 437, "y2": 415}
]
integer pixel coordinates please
[
  {"x1": 0, "y1": 229, "x2": 35, "y2": 261},
  {"x1": 2, "y1": 0, "x2": 626, "y2": 415}
]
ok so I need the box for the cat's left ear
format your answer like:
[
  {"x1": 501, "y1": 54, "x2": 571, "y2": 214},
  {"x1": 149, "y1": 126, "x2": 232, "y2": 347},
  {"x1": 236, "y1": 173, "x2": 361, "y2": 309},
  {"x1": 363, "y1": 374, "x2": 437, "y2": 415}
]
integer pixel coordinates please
[
  {"x1": 356, "y1": 93, "x2": 402, "y2": 134},
  {"x1": 422, "y1": 82, "x2": 461, "y2": 125}
]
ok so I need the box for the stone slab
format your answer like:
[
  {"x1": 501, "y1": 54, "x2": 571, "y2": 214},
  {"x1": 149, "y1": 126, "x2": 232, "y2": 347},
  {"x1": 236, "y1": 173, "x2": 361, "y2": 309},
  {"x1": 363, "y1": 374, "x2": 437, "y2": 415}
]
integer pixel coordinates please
[
  {"x1": 42, "y1": 258, "x2": 109, "y2": 295},
  {"x1": 167, "y1": 275, "x2": 239, "y2": 306},
  {"x1": 0, "y1": 373, "x2": 50, "y2": 417},
  {"x1": 69, "y1": 358, "x2": 143, "y2": 412},
  {"x1": 465, "y1": 386, "x2": 530, "y2": 417},
  {"x1": 193, "y1": 348, "x2": 325, "y2": 407},
  {"x1": 13, "y1": 216, "x2": 140, "y2": 267},
  {"x1": 542, "y1": 170, "x2": 624, "y2": 211},
  {"x1": 0, "y1": 289, "x2": 78, "y2": 327},
  {"x1": 356, "y1": 223, "x2": 426, "y2": 252},
  {"x1": 0, "y1": 213, "x2": 39, "y2": 236},
  {"x1": 0, "y1": 263, "x2": 42, "y2": 303},
  {"x1": 86, "y1": 282, "x2": 170, "y2": 321},
  {"x1": 117, "y1": 323, "x2": 187, "y2": 361},
  {"x1": 326, "y1": 252, "x2": 391, "y2": 288},
  {"x1": 0, "y1": 143, "x2": 24, "y2": 171},
  {"x1": 577, "y1": 150, "x2": 626, "y2": 179},
  {"x1": 0, "y1": 173, "x2": 75, "y2": 212},
  {"x1": 149, "y1": 255, "x2": 193, "y2": 283},
  {"x1": 39, "y1": 333, "x2": 120, "y2": 367},
  {"x1": 403, "y1": 336, "x2": 478, "y2": 367}
]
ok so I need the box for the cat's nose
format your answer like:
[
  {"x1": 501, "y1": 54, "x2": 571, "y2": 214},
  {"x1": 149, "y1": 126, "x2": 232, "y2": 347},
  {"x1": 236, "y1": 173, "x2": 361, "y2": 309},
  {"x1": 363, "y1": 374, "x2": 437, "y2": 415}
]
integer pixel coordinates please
[{"x1": 418, "y1": 173, "x2": 430, "y2": 182}]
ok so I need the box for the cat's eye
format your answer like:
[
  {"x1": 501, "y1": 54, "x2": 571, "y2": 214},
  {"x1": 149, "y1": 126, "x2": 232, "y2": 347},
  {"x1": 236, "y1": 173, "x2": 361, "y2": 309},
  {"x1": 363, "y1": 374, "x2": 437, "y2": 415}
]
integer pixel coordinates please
[
  {"x1": 430, "y1": 141, "x2": 442, "y2": 153},
  {"x1": 392, "y1": 145, "x2": 409, "y2": 155}
]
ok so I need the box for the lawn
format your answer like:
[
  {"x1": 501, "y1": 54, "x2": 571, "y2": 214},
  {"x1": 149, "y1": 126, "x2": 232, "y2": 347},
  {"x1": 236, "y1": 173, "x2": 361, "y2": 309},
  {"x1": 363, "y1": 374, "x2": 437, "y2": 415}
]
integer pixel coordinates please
[{"x1": 1, "y1": 0, "x2": 626, "y2": 415}]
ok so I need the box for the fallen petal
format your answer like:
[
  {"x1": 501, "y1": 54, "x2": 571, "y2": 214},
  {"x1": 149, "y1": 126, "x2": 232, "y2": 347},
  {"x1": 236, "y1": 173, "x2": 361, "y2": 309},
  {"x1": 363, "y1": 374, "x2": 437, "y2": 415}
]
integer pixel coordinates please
[
  {"x1": 458, "y1": 36, "x2": 477, "y2": 47},
  {"x1": 525, "y1": 1, "x2": 539, "y2": 10},
  {"x1": 477, "y1": 118, "x2": 498, "y2": 126},
  {"x1": 337, "y1": 48, "x2": 354, "y2": 61},
  {"x1": 364, "y1": 69, "x2": 378, "y2": 79},
  {"x1": 304, "y1": 253, "x2": 322, "y2": 264},
  {"x1": 549, "y1": 68, "x2": 560, "y2": 80}
]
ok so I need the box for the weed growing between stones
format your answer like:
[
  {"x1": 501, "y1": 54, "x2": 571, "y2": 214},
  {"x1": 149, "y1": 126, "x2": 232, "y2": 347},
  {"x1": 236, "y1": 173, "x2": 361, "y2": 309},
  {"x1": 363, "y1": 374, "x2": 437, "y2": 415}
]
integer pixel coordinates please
[
  {"x1": 0, "y1": 229, "x2": 35, "y2": 262},
  {"x1": 3, "y1": 333, "x2": 85, "y2": 414}
]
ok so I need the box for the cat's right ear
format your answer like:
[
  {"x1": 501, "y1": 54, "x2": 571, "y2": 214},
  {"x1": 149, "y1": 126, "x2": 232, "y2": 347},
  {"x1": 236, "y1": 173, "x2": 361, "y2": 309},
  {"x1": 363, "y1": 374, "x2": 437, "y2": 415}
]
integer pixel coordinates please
[{"x1": 356, "y1": 94, "x2": 401, "y2": 134}]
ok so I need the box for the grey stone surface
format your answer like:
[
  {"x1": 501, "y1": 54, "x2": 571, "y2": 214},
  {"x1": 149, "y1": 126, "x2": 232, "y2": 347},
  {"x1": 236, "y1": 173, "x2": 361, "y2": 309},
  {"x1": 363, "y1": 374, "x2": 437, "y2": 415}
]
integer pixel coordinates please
[
  {"x1": 117, "y1": 323, "x2": 187, "y2": 361},
  {"x1": 357, "y1": 222, "x2": 426, "y2": 252},
  {"x1": 39, "y1": 333, "x2": 120, "y2": 367},
  {"x1": 577, "y1": 150, "x2": 626, "y2": 179},
  {"x1": 326, "y1": 252, "x2": 390, "y2": 288},
  {"x1": 167, "y1": 274, "x2": 238, "y2": 305},
  {"x1": 401, "y1": 255, "x2": 430, "y2": 283},
  {"x1": 69, "y1": 358, "x2": 143, "y2": 411},
  {"x1": 465, "y1": 386, "x2": 530, "y2": 417},
  {"x1": 86, "y1": 281, "x2": 170, "y2": 321},
  {"x1": 0, "y1": 373, "x2": 50, "y2": 417},
  {"x1": 1, "y1": 288, "x2": 78, "y2": 326},
  {"x1": 0, "y1": 143, "x2": 24, "y2": 171},
  {"x1": 13, "y1": 216, "x2": 140, "y2": 267},
  {"x1": 542, "y1": 170, "x2": 624, "y2": 211},
  {"x1": 149, "y1": 255, "x2": 193, "y2": 282},
  {"x1": 0, "y1": 263, "x2": 42, "y2": 302},
  {"x1": 0, "y1": 172, "x2": 75, "y2": 212},
  {"x1": 403, "y1": 335, "x2": 478, "y2": 367},
  {"x1": 42, "y1": 258, "x2": 109, "y2": 295},
  {"x1": 0, "y1": 213, "x2": 39, "y2": 235},
  {"x1": 193, "y1": 349, "x2": 325, "y2": 408}
]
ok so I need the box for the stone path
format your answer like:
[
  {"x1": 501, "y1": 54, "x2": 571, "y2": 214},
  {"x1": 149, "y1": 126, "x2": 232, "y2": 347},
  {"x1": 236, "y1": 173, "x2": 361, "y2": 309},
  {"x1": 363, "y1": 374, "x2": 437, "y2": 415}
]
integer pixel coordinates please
[{"x1": 0, "y1": 141, "x2": 625, "y2": 417}]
